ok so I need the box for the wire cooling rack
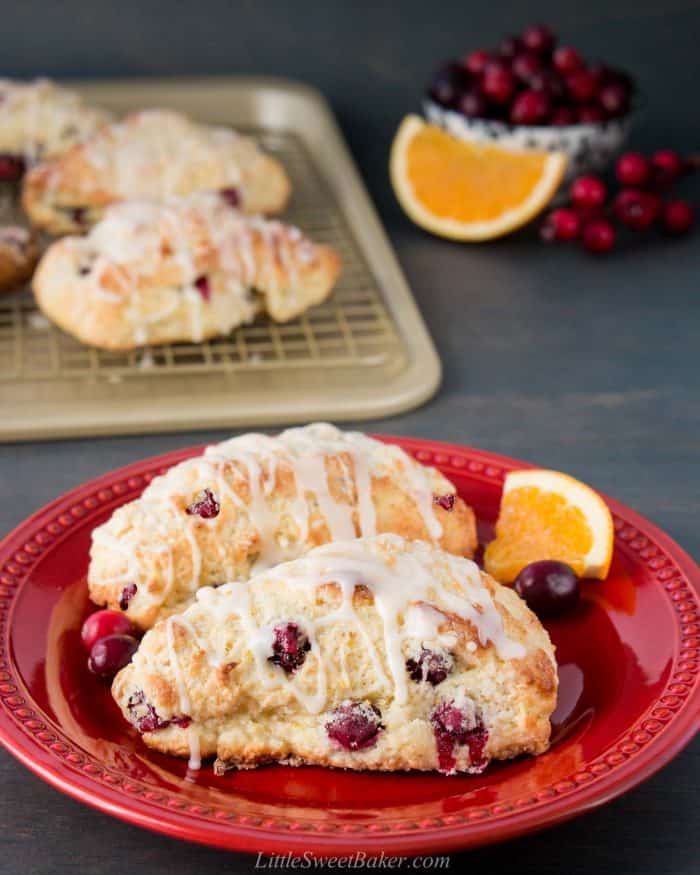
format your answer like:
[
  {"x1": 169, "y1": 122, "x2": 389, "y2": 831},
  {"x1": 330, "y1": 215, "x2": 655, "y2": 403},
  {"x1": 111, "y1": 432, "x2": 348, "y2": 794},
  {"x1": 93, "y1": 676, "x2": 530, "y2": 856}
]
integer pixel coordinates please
[{"x1": 0, "y1": 78, "x2": 440, "y2": 440}]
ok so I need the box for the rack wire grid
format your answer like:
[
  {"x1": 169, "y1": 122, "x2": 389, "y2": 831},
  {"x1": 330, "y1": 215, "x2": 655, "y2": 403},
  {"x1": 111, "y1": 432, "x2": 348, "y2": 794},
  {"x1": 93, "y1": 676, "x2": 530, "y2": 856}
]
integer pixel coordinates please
[{"x1": 0, "y1": 129, "x2": 405, "y2": 386}]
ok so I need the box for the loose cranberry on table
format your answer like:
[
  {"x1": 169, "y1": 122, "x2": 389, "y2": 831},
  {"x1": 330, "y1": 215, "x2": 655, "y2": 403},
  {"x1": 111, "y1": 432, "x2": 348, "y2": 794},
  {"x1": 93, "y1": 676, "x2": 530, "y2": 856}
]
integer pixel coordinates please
[
  {"x1": 662, "y1": 200, "x2": 695, "y2": 235},
  {"x1": 88, "y1": 634, "x2": 139, "y2": 682},
  {"x1": 540, "y1": 208, "x2": 581, "y2": 242},
  {"x1": 81, "y1": 609, "x2": 138, "y2": 651},
  {"x1": 514, "y1": 560, "x2": 581, "y2": 618},
  {"x1": 616, "y1": 152, "x2": 650, "y2": 187},
  {"x1": 651, "y1": 149, "x2": 685, "y2": 185},
  {"x1": 614, "y1": 190, "x2": 660, "y2": 231},
  {"x1": 582, "y1": 219, "x2": 616, "y2": 254},
  {"x1": 570, "y1": 175, "x2": 608, "y2": 209}
]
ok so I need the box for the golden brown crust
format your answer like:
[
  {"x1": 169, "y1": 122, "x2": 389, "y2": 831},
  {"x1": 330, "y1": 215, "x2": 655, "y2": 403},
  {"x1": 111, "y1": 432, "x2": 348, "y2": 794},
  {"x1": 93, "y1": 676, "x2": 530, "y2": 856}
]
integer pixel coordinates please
[
  {"x1": 0, "y1": 226, "x2": 40, "y2": 292},
  {"x1": 31, "y1": 195, "x2": 340, "y2": 349},
  {"x1": 112, "y1": 535, "x2": 557, "y2": 774},
  {"x1": 89, "y1": 424, "x2": 478, "y2": 630},
  {"x1": 22, "y1": 109, "x2": 290, "y2": 233}
]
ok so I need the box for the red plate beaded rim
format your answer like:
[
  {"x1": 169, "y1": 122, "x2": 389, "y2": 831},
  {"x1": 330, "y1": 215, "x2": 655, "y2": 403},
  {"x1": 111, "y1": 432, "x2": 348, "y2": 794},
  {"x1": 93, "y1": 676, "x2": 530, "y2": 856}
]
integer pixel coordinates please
[{"x1": 0, "y1": 437, "x2": 698, "y2": 856}]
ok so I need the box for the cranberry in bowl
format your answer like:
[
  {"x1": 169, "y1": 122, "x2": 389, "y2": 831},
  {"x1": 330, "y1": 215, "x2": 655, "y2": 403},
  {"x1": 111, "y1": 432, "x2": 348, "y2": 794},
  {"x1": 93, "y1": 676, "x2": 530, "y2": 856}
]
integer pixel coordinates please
[{"x1": 425, "y1": 25, "x2": 636, "y2": 183}]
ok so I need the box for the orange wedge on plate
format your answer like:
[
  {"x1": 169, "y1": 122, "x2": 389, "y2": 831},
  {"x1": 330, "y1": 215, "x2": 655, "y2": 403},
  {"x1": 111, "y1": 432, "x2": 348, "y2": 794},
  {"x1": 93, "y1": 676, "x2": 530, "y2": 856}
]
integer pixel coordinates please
[
  {"x1": 390, "y1": 115, "x2": 566, "y2": 240},
  {"x1": 484, "y1": 469, "x2": 614, "y2": 584}
]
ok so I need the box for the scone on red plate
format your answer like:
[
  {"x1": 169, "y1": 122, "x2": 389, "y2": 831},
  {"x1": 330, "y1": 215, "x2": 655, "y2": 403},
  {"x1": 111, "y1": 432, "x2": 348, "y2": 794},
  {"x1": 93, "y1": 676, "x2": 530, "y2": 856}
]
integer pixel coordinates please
[
  {"x1": 0, "y1": 78, "x2": 110, "y2": 178},
  {"x1": 89, "y1": 423, "x2": 478, "y2": 630},
  {"x1": 32, "y1": 194, "x2": 340, "y2": 349},
  {"x1": 0, "y1": 226, "x2": 40, "y2": 292},
  {"x1": 22, "y1": 109, "x2": 290, "y2": 233},
  {"x1": 112, "y1": 534, "x2": 557, "y2": 774}
]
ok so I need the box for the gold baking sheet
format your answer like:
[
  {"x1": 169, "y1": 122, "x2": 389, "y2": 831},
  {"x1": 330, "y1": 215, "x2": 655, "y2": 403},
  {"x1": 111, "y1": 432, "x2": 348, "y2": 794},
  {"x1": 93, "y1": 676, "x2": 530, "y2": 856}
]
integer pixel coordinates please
[{"x1": 0, "y1": 77, "x2": 441, "y2": 440}]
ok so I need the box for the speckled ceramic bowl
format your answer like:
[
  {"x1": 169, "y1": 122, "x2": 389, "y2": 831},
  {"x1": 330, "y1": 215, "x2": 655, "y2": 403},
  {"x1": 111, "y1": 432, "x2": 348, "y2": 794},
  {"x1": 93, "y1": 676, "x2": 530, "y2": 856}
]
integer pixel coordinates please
[{"x1": 424, "y1": 99, "x2": 633, "y2": 183}]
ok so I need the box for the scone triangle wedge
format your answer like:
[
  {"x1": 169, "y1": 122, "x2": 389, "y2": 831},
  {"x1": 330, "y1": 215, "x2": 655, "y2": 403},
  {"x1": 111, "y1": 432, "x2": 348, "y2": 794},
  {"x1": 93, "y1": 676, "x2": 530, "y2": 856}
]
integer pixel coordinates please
[
  {"x1": 112, "y1": 534, "x2": 557, "y2": 775},
  {"x1": 88, "y1": 424, "x2": 478, "y2": 628}
]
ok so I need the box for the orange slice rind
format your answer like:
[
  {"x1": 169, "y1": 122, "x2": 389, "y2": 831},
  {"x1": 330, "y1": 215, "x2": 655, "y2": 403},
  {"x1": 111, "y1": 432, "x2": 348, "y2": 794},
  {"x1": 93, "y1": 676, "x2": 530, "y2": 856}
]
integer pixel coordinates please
[
  {"x1": 484, "y1": 468, "x2": 614, "y2": 584},
  {"x1": 390, "y1": 115, "x2": 566, "y2": 241}
]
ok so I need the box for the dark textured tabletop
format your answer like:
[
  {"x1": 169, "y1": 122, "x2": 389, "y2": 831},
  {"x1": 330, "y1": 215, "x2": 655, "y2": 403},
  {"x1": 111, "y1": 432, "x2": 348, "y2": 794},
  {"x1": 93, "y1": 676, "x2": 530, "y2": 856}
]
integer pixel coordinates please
[{"x1": 1, "y1": 2, "x2": 698, "y2": 873}]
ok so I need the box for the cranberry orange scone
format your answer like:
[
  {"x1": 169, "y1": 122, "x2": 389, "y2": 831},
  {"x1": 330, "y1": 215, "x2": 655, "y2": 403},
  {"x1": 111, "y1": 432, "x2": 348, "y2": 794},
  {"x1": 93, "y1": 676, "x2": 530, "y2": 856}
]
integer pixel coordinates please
[
  {"x1": 89, "y1": 424, "x2": 478, "y2": 629},
  {"x1": 112, "y1": 535, "x2": 557, "y2": 774},
  {"x1": 32, "y1": 195, "x2": 340, "y2": 348},
  {"x1": 0, "y1": 226, "x2": 40, "y2": 292},
  {"x1": 0, "y1": 78, "x2": 109, "y2": 179},
  {"x1": 22, "y1": 109, "x2": 290, "y2": 234}
]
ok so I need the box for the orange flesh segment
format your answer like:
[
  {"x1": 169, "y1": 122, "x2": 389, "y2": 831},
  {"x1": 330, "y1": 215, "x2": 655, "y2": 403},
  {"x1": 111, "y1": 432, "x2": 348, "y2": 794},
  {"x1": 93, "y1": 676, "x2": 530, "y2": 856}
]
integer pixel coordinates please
[
  {"x1": 406, "y1": 127, "x2": 551, "y2": 222},
  {"x1": 484, "y1": 486, "x2": 595, "y2": 583}
]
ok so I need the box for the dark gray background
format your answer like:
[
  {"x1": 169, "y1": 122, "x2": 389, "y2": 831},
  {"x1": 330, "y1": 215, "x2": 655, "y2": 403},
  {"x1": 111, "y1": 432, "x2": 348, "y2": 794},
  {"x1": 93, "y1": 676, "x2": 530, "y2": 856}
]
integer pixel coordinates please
[{"x1": 0, "y1": 1, "x2": 698, "y2": 872}]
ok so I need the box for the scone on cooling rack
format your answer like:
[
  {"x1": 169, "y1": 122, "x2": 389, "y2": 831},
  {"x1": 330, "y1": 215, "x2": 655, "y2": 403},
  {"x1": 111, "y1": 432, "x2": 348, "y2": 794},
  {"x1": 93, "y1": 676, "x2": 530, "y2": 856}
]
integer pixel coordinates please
[
  {"x1": 89, "y1": 423, "x2": 478, "y2": 630},
  {"x1": 22, "y1": 109, "x2": 290, "y2": 234},
  {"x1": 31, "y1": 194, "x2": 339, "y2": 349},
  {"x1": 112, "y1": 534, "x2": 557, "y2": 775},
  {"x1": 0, "y1": 225, "x2": 40, "y2": 292},
  {"x1": 0, "y1": 78, "x2": 110, "y2": 179}
]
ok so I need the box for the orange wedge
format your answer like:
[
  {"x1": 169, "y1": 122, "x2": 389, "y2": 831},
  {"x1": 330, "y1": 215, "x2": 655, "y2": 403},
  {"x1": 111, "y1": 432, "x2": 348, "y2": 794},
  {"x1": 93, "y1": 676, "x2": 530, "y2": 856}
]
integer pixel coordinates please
[
  {"x1": 390, "y1": 115, "x2": 566, "y2": 240},
  {"x1": 484, "y1": 469, "x2": 614, "y2": 584}
]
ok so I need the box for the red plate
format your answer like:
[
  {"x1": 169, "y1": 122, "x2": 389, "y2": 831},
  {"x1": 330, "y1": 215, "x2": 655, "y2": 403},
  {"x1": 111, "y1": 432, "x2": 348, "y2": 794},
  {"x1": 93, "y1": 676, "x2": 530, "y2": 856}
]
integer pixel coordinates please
[{"x1": 0, "y1": 438, "x2": 698, "y2": 856}]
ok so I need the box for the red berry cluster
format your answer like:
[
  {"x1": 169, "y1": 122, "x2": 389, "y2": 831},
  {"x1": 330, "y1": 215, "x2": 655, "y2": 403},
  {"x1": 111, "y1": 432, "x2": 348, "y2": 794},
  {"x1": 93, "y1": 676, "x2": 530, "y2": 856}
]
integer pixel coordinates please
[
  {"x1": 541, "y1": 150, "x2": 696, "y2": 253},
  {"x1": 428, "y1": 24, "x2": 634, "y2": 126}
]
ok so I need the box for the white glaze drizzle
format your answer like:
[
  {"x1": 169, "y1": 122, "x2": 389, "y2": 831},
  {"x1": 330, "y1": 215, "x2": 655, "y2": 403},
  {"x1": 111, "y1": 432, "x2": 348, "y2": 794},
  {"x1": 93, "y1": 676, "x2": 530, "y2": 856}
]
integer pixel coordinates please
[
  {"x1": 157, "y1": 535, "x2": 526, "y2": 746},
  {"x1": 64, "y1": 193, "x2": 321, "y2": 345},
  {"x1": 91, "y1": 424, "x2": 450, "y2": 615}
]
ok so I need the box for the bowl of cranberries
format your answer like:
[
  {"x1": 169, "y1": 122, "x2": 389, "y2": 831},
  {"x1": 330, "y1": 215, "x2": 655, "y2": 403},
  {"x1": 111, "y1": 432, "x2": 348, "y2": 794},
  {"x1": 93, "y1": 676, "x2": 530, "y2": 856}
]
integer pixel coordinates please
[{"x1": 425, "y1": 24, "x2": 636, "y2": 182}]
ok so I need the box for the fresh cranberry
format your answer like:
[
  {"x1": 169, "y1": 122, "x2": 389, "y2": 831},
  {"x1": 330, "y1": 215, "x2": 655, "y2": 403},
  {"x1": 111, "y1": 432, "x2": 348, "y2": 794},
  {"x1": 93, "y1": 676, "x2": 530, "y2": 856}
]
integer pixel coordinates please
[
  {"x1": 88, "y1": 634, "x2": 139, "y2": 682},
  {"x1": 514, "y1": 560, "x2": 580, "y2": 617},
  {"x1": 463, "y1": 49, "x2": 491, "y2": 76},
  {"x1": 269, "y1": 622, "x2": 311, "y2": 673},
  {"x1": 481, "y1": 62, "x2": 515, "y2": 104},
  {"x1": 521, "y1": 24, "x2": 555, "y2": 54},
  {"x1": 406, "y1": 648, "x2": 453, "y2": 685},
  {"x1": 126, "y1": 690, "x2": 191, "y2": 733},
  {"x1": 566, "y1": 68, "x2": 598, "y2": 103},
  {"x1": 550, "y1": 106, "x2": 576, "y2": 126},
  {"x1": 119, "y1": 582, "x2": 137, "y2": 611},
  {"x1": 326, "y1": 701, "x2": 383, "y2": 751},
  {"x1": 220, "y1": 187, "x2": 240, "y2": 208},
  {"x1": 528, "y1": 70, "x2": 565, "y2": 100},
  {"x1": 577, "y1": 104, "x2": 606, "y2": 124},
  {"x1": 186, "y1": 488, "x2": 220, "y2": 519},
  {"x1": 616, "y1": 152, "x2": 650, "y2": 187},
  {"x1": 456, "y1": 89, "x2": 487, "y2": 119},
  {"x1": 570, "y1": 175, "x2": 607, "y2": 208},
  {"x1": 662, "y1": 200, "x2": 695, "y2": 235},
  {"x1": 540, "y1": 208, "x2": 581, "y2": 242},
  {"x1": 81, "y1": 609, "x2": 138, "y2": 650},
  {"x1": 582, "y1": 219, "x2": 616, "y2": 253},
  {"x1": 194, "y1": 274, "x2": 211, "y2": 302},
  {"x1": 0, "y1": 154, "x2": 25, "y2": 180},
  {"x1": 651, "y1": 149, "x2": 684, "y2": 185},
  {"x1": 553, "y1": 46, "x2": 582, "y2": 74},
  {"x1": 510, "y1": 89, "x2": 550, "y2": 125},
  {"x1": 433, "y1": 493, "x2": 456, "y2": 511},
  {"x1": 614, "y1": 189, "x2": 660, "y2": 230},
  {"x1": 512, "y1": 52, "x2": 543, "y2": 83},
  {"x1": 431, "y1": 701, "x2": 488, "y2": 775},
  {"x1": 598, "y1": 82, "x2": 629, "y2": 117},
  {"x1": 498, "y1": 36, "x2": 522, "y2": 60}
]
